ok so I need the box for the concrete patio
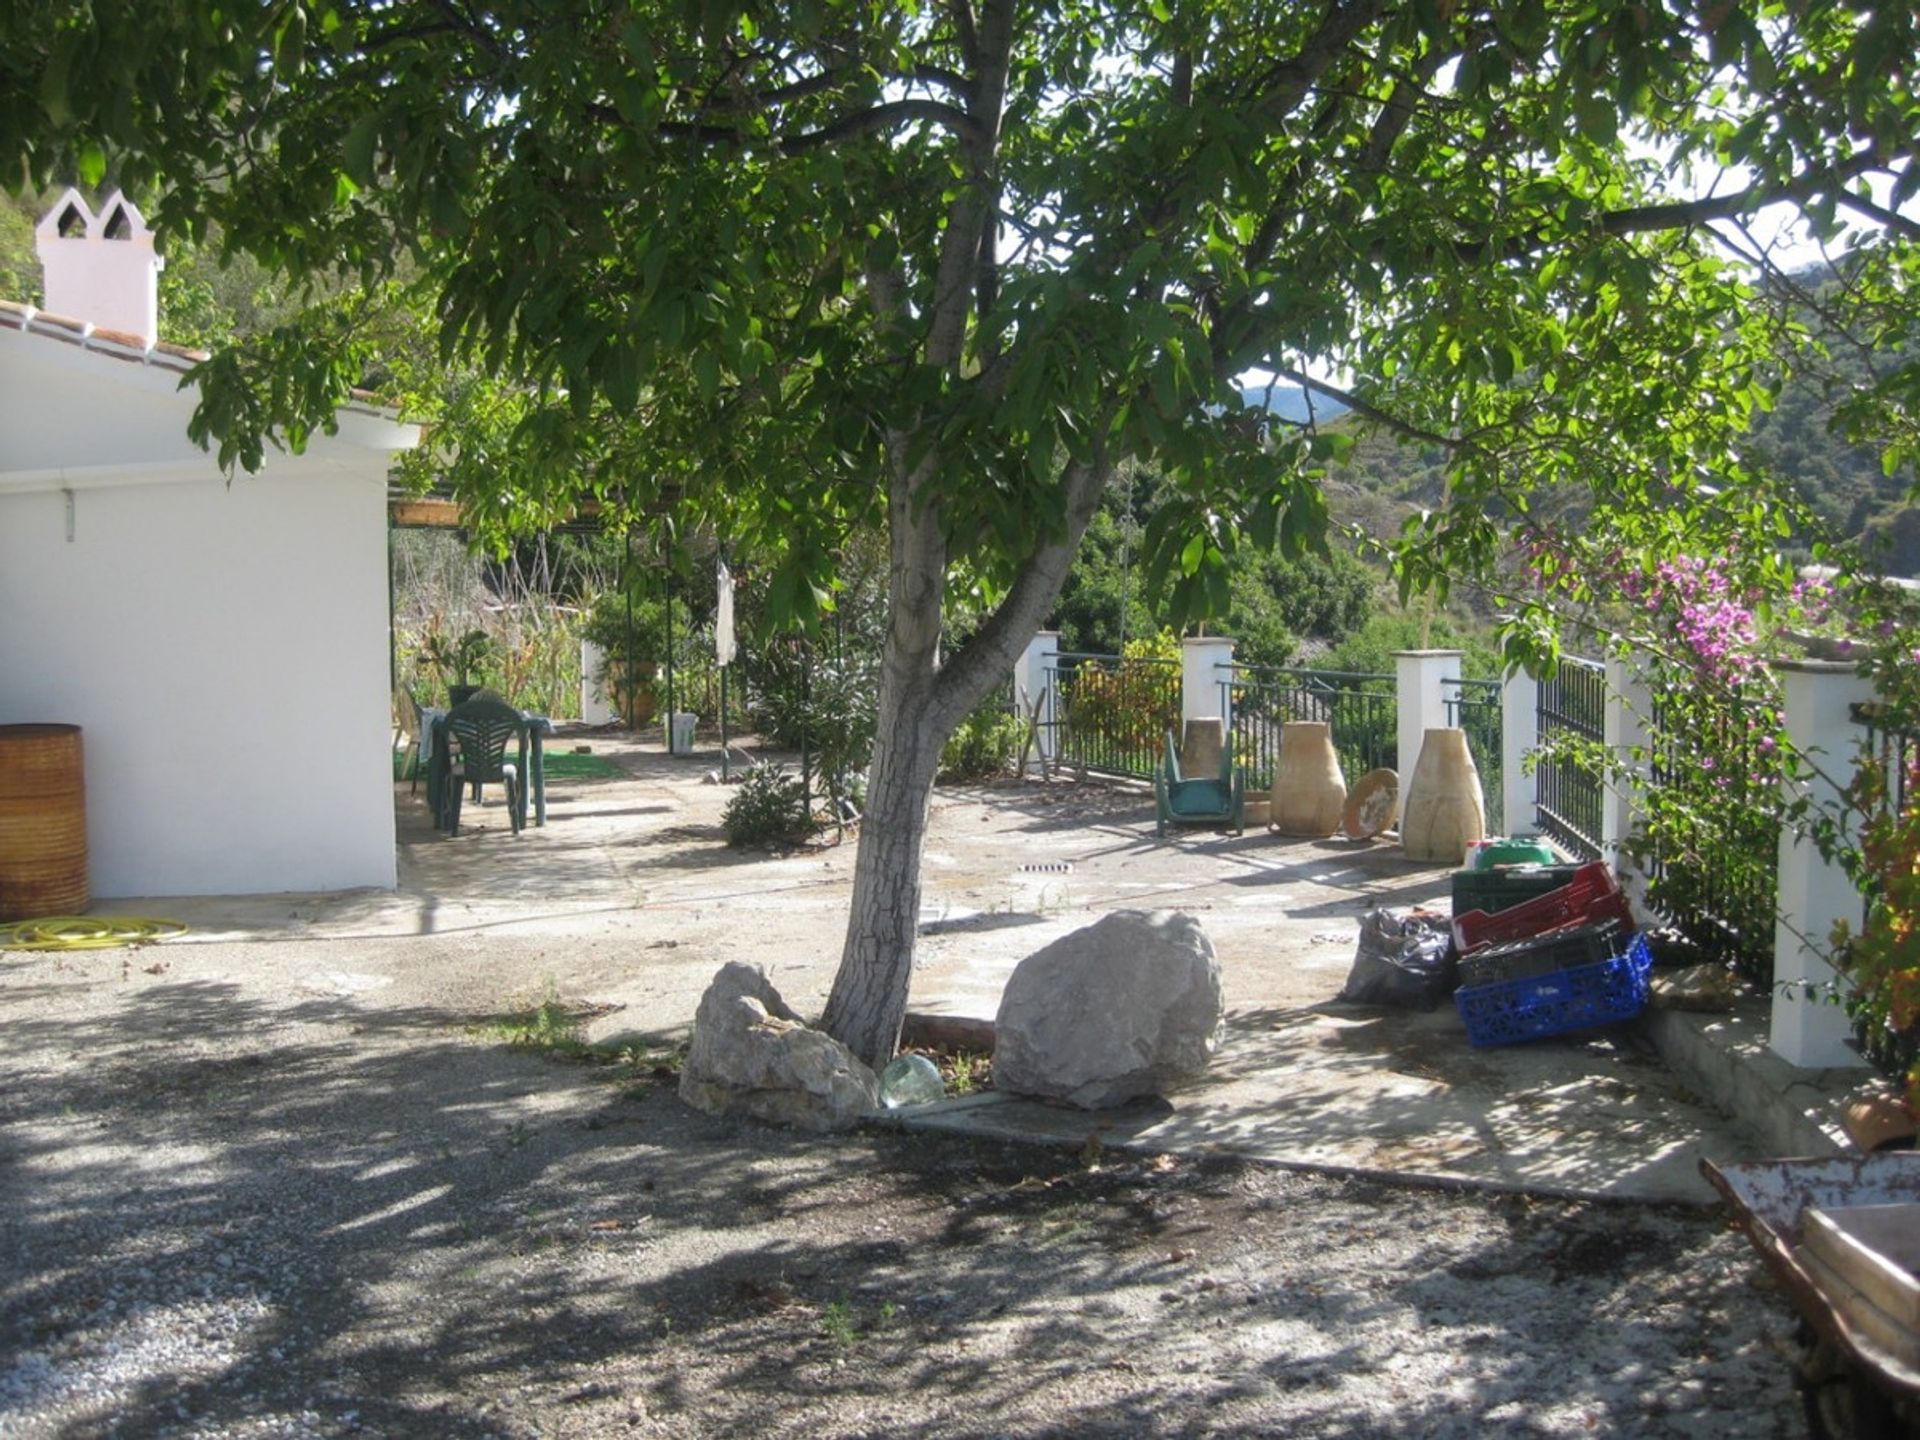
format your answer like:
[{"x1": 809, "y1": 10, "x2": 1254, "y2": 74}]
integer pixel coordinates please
[{"x1": 65, "y1": 726, "x2": 1871, "y2": 1206}]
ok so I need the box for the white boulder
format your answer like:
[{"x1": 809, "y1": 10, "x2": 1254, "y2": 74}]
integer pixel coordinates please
[
  {"x1": 993, "y1": 910, "x2": 1222, "y2": 1109},
  {"x1": 678, "y1": 963, "x2": 879, "y2": 1132}
]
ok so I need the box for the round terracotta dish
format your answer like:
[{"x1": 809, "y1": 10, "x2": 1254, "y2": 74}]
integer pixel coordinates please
[{"x1": 1342, "y1": 767, "x2": 1399, "y2": 841}]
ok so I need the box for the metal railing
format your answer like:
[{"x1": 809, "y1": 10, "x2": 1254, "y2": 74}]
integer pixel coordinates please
[
  {"x1": 1849, "y1": 701, "x2": 1919, "y2": 1083},
  {"x1": 1854, "y1": 702, "x2": 1916, "y2": 819},
  {"x1": 1534, "y1": 658, "x2": 1605, "y2": 859},
  {"x1": 1643, "y1": 680, "x2": 1783, "y2": 983},
  {"x1": 1444, "y1": 676, "x2": 1504, "y2": 834},
  {"x1": 1220, "y1": 664, "x2": 1396, "y2": 791},
  {"x1": 1042, "y1": 653, "x2": 1181, "y2": 780}
]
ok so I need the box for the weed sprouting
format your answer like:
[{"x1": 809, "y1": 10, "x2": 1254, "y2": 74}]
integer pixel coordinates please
[
  {"x1": 472, "y1": 980, "x2": 684, "y2": 1083},
  {"x1": 820, "y1": 1300, "x2": 859, "y2": 1347},
  {"x1": 947, "y1": 1051, "x2": 982, "y2": 1096}
]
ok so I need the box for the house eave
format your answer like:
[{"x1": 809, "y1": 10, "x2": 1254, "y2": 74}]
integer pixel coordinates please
[{"x1": 0, "y1": 299, "x2": 415, "y2": 434}]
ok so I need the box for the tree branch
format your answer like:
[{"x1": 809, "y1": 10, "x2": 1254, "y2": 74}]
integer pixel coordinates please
[
  {"x1": 1268, "y1": 364, "x2": 1471, "y2": 453},
  {"x1": 1593, "y1": 151, "x2": 1888, "y2": 242},
  {"x1": 1836, "y1": 187, "x2": 1920, "y2": 244},
  {"x1": 949, "y1": 0, "x2": 979, "y2": 71},
  {"x1": 1246, "y1": 0, "x2": 1390, "y2": 120},
  {"x1": 914, "y1": 63, "x2": 974, "y2": 101},
  {"x1": 932, "y1": 451, "x2": 1111, "y2": 730},
  {"x1": 779, "y1": 97, "x2": 981, "y2": 152},
  {"x1": 641, "y1": 97, "x2": 981, "y2": 150},
  {"x1": 924, "y1": 0, "x2": 1011, "y2": 368}
]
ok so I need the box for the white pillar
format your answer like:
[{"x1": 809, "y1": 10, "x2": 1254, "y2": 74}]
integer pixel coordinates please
[
  {"x1": 1018, "y1": 631, "x2": 1061, "y2": 767},
  {"x1": 1770, "y1": 659, "x2": 1876, "y2": 1069},
  {"x1": 1181, "y1": 635, "x2": 1236, "y2": 730},
  {"x1": 1602, "y1": 653, "x2": 1653, "y2": 905},
  {"x1": 579, "y1": 639, "x2": 616, "y2": 725},
  {"x1": 1501, "y1": 667, "x2": 1540, "y2": 836},
  {"x1": 1394, "y1": 650, "x2": 1461, "y2": 800}
]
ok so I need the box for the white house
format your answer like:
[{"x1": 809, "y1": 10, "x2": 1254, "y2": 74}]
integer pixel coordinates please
[{"x1": 0, "y1": 189, "x2": 419, "y2": 899}]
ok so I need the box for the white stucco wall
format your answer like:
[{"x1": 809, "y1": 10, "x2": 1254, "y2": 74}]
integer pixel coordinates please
[{"x1": 0, "y1": 329, "x2": 411, "y2": 898}]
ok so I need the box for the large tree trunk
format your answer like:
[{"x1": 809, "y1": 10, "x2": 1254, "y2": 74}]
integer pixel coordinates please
[
  {"x1": 817, "y1": 662, "x2": 946, "y2": 1068},
  {"x1": 820, "y1": 454, "x2": 1111, "y2": 1068},
  {"x1": 820, "y1": 1, "x2": 1081, "y2": 1068},
  {"x1": 818, "y1": 445, "x2": 951, "y2": 1067}
]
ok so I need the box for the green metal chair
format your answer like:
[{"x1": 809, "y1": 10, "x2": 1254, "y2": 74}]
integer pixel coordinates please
[
  {"x1": 1154, "y1": 728, "x2": 1245, "y2": 838},
  {"x1": 439, "y1": 694, "x2": 529, "y2": 836}
]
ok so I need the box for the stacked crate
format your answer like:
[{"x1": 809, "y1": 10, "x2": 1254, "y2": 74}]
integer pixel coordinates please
[{"x1": 1450, "y1": 859, "x2": 1652, "y2": 1047}]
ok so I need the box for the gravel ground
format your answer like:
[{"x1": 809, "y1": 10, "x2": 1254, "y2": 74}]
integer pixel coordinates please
[{"x1": 0, "y1": 961, "x2": 1809, "y2": 1439}]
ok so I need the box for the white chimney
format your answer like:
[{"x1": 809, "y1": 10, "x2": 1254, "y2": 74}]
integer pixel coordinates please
[{"x1": 34, "y1": 188, "x2": 165, "y2": 346}]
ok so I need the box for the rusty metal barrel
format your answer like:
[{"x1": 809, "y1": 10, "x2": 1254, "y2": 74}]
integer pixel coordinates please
[{"x1": 0, "y1": 723, "x2": 89, "y2": 920}]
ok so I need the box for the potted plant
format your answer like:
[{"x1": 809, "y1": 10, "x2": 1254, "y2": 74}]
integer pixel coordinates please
[
  {"x1": 420, "y1": 627, "x2": 496, "y2": 706},
  {"x1": 579, "y1": 591, "x2": 666, "y2": 727}
]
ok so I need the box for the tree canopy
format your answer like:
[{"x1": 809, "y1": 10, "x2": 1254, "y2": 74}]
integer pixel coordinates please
[{"x1": 6, "y1": 0, "x2": 1917, "y2": 1061}]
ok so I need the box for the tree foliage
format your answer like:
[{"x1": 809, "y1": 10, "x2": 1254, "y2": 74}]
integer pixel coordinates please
[{"x1": 1055, "y1": 463, "x2": 1375, "y2": 667}]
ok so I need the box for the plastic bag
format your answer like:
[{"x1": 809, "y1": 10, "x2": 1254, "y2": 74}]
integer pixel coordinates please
[{"x1": 1337, "y1": 908, "x2": 1457, "y2": 1010}]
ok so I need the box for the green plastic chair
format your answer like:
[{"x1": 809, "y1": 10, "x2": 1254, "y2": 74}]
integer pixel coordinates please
[
  {"x1": 439, "y1": 694, "x2": 529, "y2": 836},
  {"x1": 1153, "y1": 728, "x2": 1245, "y2": 838}
]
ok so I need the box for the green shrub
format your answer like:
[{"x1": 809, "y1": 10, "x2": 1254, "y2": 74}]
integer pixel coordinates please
[
  {"x1": 721, "y1": 761, "x2": 815, "y2": 849},
  {"x1": 1062, "y1": 630, "x2": 1182, "y2": 756},
  {"x1": 940, "y1": 703, "x2": 1025, "y2": 781},
  {"x1": 745, "y1": 646, "x2": 878, "y2": 821}
]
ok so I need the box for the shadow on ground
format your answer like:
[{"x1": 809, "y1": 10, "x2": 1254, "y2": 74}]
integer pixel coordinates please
[{"x1": 0, "y1": 972, "x2": 1796, "y2": 1437}]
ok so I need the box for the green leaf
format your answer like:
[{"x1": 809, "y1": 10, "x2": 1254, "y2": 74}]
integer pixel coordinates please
[
  {"x1": 1575, "y1": 95, "x2": 1616, "y2": 146},
  {"x1": 343, "y1": 113, "x2": 380, "y2": 186},
  {"x1": 1179, "y1": 530, "x2": 1206, "y2": 575},
  {"x1": 274, "y1": 5, "x2": 308, "y2": 78},
  {"x1": 77, "y1": 141, "x2": 106, "y2": 189},
  {"x1": 40, "y1": 29, "x2": 80, "y2": 127}
]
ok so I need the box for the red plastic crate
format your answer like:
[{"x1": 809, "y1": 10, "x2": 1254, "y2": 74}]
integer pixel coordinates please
[{"x1": 1451, "y1": 861, "x2": 1634, "y2": 954}]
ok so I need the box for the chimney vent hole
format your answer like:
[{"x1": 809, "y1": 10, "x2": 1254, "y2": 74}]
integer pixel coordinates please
[
  {"x1": 103, "y1": 204, "x2": 133, "y2": 240},
  {"x1": 57, "y1": 203, "x2": 87, "y2": 238}
]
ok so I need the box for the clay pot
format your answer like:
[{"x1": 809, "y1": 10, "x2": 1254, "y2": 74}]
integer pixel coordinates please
[
  {"x1": 601, "y1": 658, "x2": 658, "y2": 728},
  {"x1": 1400, "y1": 727, "x2": 1486, "y2": 864},
  {"x1": 1270, "y1": 722, "x2": 1347, "y2": 836}
]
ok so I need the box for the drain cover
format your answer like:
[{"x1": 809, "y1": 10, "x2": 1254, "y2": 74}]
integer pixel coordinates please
[{"x1": 1017, "y1": 862, "x2": 1074, "y2": 874}]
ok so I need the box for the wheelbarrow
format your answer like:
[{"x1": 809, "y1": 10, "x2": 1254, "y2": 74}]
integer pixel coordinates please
[{"x1": 1701, "y1": 1154, "x2": 1920, "y2": 1439}]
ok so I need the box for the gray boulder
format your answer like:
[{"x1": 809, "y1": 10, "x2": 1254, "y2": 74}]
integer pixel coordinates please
[
  {"x1": 993, "y1": 910, "x2": 1222, "y2": 1109},
  {"x1": 678, "y1": 963, "x2": 879, "y2": 1132}
]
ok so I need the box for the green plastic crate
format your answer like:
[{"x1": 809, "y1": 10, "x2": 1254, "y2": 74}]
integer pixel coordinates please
[{"x1": 1450, "y1": 863, "x2": 1586, "y2": 918}]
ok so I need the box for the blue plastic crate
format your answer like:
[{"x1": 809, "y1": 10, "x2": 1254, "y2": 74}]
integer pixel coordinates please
[{"x1": 1455, "y1": 934, "x2": 1654, "y2": 1048}]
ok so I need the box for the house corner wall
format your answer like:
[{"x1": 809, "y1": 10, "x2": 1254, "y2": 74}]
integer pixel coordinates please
[{"x1": 0, "y1": 462, "x2": 397, "y2": 898}]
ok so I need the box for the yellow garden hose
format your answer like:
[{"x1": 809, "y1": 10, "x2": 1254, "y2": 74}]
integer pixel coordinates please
[{"x1": 0, "y1": 916, "x2": 189, "y2": 950}]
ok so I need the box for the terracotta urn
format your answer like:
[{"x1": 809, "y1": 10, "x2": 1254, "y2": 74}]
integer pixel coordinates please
[
  {"x1": 1400, "y1": 727, "x2": 1486, "y2": 864},
  {"x1": 600, "y1": 657, "x2": 659, "y2": 728},
  {"x1": 1270, "y1": 721, "x2": 1347, "y2": 836}
]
